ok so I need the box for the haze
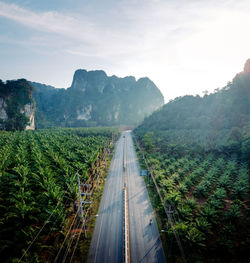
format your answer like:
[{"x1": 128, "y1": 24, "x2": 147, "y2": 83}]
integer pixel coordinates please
[{"x1": 0, "y1": 0, "x2": 250, "y2": 101}]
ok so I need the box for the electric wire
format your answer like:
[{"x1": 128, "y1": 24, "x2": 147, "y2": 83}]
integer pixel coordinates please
[
  {"x1": 69, "y1": 226, "x2": 83, "y2": 263},
  {"x1": 18, "y1": 196, "x2": 65, "y2": 263},
  {"x1": 40, "y1": 166, "x2": 97, "y2": 262},
  {"x1": 133, "y1": 134, "x2": 187, "y2": 263},
  {"x1": 17, "y1": 132, "x2": 112, "y2": 262},
  {"x1": 43, "y1": 143, "x2": 110, "y2": 262},
  {"x1": 60, "y1": 155, "x2": 106, "y2": 263},
  {"x1": 17, "y1": 133, "x2": 79, "y2": 262},
  {"x1": 66, "y1": 144, "x2": 110, "y2": 262},
  {"x1": 54, "y1": 205, "x2": 80, "y2": 263},
  {"x1": 61, "y1": 215, "x2": 82, "y2": 263},
  {"x1": 38, "y1": 195, "x2": 75, "y2": 251}
]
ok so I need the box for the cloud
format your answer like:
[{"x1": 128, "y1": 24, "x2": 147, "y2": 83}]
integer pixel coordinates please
[
  {"x1": 0, "y1": 1, "x2": 147, "y2": 57},
  {"x1": 0, "y1": 1, "x2": 97, "y2": 44},
  {"x1": 1, "y1": 0, "x2": 250, "y2": 100},
  {"x1": 0, "y1": 0, "x2": 197, "y2": 56}
]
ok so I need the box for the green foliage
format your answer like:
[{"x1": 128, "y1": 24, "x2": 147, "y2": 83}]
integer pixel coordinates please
[
  {"x1": 134, "y1": 71, "x2": 250, "y2": 157},
  {"x1": 142, "y1": 132, "x2": 156, "y2": 152},
  {"x1": 4, "y1": 112, "x2": 29, "y2": 131},
  {"x1": 0, "y1": 127, "x2": 117, "y2": 262},
  {"x1": 224, "y1": 201, "x2": 243, "y2": 222},
  {"x1": 134, "y1": 70, "x2": 249, "y2": 262},
  {"x1": 185, "y1": 226, "x2": 206, "y2": 247},
  {"x1": 135, "y1": 132, "x2": 249, "y2": 262}
]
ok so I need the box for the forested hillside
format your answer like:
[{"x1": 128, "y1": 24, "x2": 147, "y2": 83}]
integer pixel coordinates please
[
  {"x1": 31, "y1": 69, "x2": 164, "y2": 128},
  {"x1": 136, "y1": 59, "x2": 250, "y2": 159},
  {"x1": 134, "y1": 60, "x2": 250, "y2": 263}
]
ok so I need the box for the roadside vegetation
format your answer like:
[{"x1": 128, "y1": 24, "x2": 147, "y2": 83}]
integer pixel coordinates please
[
  {"x1": 0, "y1": 127, "x2": 118, "y2": 262},
  {"x1": 133, "y1": 71, "x2": 250, "y2": 263},
  {"x1": 134, "y1": 132, "x2": 249, "y2": 263}
]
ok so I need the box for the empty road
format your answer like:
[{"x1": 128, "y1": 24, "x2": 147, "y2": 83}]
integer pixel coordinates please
[
  {"x1": 126, "y1": 131, "x2": 166, "y2": 263},
  {"x1": 88, "y1": 135, "x2": 124, "y2": 263},
  {"x1": 88, "y1": 131, "x2": 166, "y2": 263}
]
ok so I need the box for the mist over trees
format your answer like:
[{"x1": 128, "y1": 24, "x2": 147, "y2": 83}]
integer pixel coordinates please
[
  {"x1": 134, "y1": 60, "x2": 250, "y2": 263},
  {"x1": 135, "y1": 66, "x2": 250, "y2": 159},
  {"x1": 31, "y1": 69, "x2": 164, "y2": 128}
]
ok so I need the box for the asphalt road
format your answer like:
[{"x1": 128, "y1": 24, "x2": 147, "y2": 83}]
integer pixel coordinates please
[
  {"x1": 126, "y1": 131, "x2": 166, "y2": 263},
  {"x1": 88, "y1": 131, "x2": 166, "y2": 263},
  {"x1": 88, "y1": 134, "x2": 124, "y2": 263}
]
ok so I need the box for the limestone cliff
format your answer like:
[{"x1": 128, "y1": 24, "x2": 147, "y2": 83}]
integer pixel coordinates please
[
  {"x1": 0, "y1": 98, "x2": 8, "y2": 121},
  {"x1": 0, "y1": 79, "x2": 35, "y2": 131},
  {"x1": 32, "y1": 70, "x2": 164, "y2": 128},
  {"x1": 22, "y1": 103, "x2": 35, "y2": 130}
]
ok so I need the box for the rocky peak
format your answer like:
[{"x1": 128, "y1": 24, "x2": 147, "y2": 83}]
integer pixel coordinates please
[
  {"x1": 71, "y1": 69, "x2": 108, "y2": 93},
  {"x1": 32, "y1": 69, "x2": 164, "y2": 127},
  {"x1": 137, "y1": 77, "x2": 155, "y2": 88},
  {"x1": 243, "y1": 59, "x2": 250, "y2": 74}
]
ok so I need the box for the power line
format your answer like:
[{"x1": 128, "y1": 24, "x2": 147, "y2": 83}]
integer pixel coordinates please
[
  {"x1": 54, "y1": 206, "x2": 80, "y2": 263},
  {"x1": 18, "y1": 196, "x2": 65, "y2": 263},
  {"x1": 20, "y1": 140, "x2": 111, "y2": 263},
  {"x1": 133, "y1": 134, "x2": 187, "y2": 263},
  {"x1": 69, "y1": 226, "x2": 83, "y2": 263},
  {"x1": 61, "y1": 215, "x2": 82, "y2": 263},
  {"x1": 56, "y1": 156, "x2": 107, "y2": 263},
  {"x1": 38, "y1": 195, "x2": 75, "y2": 250}
]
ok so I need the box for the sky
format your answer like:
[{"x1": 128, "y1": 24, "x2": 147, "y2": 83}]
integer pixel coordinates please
[{"x1": 0, "y1": 0, "x2": 250, "y2": 101}]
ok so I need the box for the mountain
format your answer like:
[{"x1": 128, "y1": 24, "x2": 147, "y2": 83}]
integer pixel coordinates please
[
  {"x1": 31, "y1": 70, "x2": 164, "y2": 128},
  {"x1": 135, "y1": 59, "x2": 250, "y2": 158},
  {"x1": 0, "y1": 79, "x2": 35, "y2": 131}
]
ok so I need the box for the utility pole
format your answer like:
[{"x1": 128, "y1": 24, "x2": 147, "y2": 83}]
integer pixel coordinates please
[
  {"x1": 146, "y1": 170, "x2": 149, "y2": 186},
  {"x1": 77, "y1": 173, "x2": 86, "y2": 238},
  {"x1": 134, "y1": 136, "x2": 187, "y2": 263},
  {"x1": 166, "y1": 205, "x2": 173, "y2": 230},
  {"x1": 105, "y1": 151, "x2": 107, "y2": 172},
  {"x1": 77, "y1": 173, "x2": 92, "y2": 238},
  {"x1": 97, "y1": 172, "x2": 99, "y2": 191}
]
